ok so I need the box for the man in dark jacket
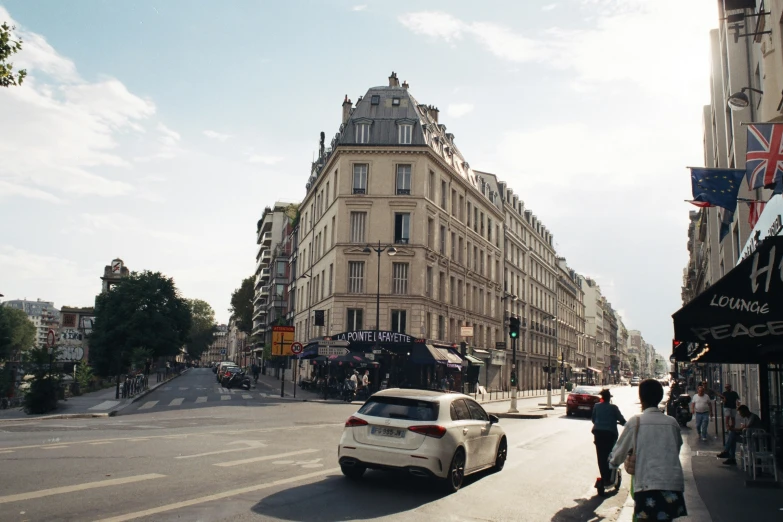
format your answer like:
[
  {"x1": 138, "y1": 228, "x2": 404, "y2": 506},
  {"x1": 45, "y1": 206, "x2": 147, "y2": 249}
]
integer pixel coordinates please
[{"x1": 592, "y1": 389, "x2": 627, "y2": 493}]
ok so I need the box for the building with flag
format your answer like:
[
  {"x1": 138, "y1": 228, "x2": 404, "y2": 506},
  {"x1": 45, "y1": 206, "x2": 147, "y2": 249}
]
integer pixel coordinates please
[{"x1": 679, "y1": 0, "x2": 783, "y2": 468}]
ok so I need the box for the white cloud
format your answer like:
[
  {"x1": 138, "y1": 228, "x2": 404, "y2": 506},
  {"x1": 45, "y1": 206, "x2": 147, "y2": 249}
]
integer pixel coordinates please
[
  {"x1": 352, "y1": 5, "x2": 367, "y2": 11},
  {"x1": 542, "y1": 3, "x2": 558, "y2": 11},
  {"x1": 0, "y1": 180, "x2": 62, "y2": 203},
  {"x1": 447, "y1": 103, "x2": 474, "y2": 118},
  {"x1": 247, "y1": 154, "x2": 285, "y2": 165},
  {"x1": 203, "y1": 130, "x2": 232, "y2": 142},
  {"x1": 397, "y1": 12, "x2": 466, "y2": 43}
]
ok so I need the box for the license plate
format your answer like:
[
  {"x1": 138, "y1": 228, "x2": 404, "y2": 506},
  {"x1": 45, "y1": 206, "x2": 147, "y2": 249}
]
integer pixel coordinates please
[
  {"x1": 578, "y1": 406, "x2": 591, "y2": 410},
  {"x1": 371, "y1": 426, "x2": 406, "y2": 438}
]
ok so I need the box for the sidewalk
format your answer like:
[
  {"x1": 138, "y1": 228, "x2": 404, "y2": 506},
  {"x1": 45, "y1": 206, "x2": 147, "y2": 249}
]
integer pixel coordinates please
[
  {"x1": 618, "y1": 417, "x2": 781, "y2": 521},
  {"x1": 0, "y1": 370, "x2": 188, "y2": 421}
]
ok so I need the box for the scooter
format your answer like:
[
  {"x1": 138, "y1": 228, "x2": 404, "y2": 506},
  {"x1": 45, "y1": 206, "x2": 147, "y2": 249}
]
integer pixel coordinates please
[
  {"x1": 342, "y1": 380, "x2": 357, "y2": 402},
  {"x1": 673, "y1": 394, "x2": 692, "y2": 427},
  {"x1": 222, "y1": 370, "x2": 251, "y2": 390},
  {"x1": 597, "y1": 465, "x2": 623, "y2": 497}
]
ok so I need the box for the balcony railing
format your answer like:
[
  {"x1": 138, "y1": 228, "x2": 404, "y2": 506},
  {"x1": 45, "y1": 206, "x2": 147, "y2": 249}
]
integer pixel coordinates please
[
  {"x1": 260, "y1": 286, "x2": 270, "y2": 296},
  {"x1": 262, "y1": 232, "x2": 272, "y2": 245}
]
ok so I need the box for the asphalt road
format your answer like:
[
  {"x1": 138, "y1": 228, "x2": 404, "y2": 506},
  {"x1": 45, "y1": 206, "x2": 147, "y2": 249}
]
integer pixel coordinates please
[{"x1": 0, "y1": 369, "x2": 646, "y2": 522}]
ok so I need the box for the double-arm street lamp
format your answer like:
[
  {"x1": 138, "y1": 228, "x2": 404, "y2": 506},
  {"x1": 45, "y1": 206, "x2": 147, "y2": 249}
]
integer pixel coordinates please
[
  {"x1": 543, "y1": 314, "x2": 557, "y2": 409},
  {"x1": 362, "y1": 242, "x2": 397, "y2": 333}
]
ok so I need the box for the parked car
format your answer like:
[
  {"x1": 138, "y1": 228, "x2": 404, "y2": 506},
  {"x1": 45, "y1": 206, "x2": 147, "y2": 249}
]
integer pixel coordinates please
[
  {"x1": 215, "y1": 362, "x2": 238, "y2": 382},
  {"x1": 338, "y1": 389, "x2": 507, "y2": 492},
  {"x1": 566, "y1": 386, "x2": 602, "y2": 417},
  {"x1": 630, "y1": 376, "x2": 641, "y2": 386}
]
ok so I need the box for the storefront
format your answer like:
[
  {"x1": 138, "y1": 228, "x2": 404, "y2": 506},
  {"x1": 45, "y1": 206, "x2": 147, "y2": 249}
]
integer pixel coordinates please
[
  {"x1": 672, "y1": 234, "x2": 783, "y2": 466},
  {"x1": 298, "y1": 331, "x2": 467, "y2": 391}
]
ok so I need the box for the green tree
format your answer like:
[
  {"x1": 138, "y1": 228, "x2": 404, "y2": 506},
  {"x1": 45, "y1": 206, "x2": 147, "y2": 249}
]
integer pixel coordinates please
[
  {"x1": 0, "y1": 306, "x2": 37, "y2": 361},
  {"x1": 74, "y1": 363, "x2": 94, "y2": 391},
  {"x1": 89, "y1": 271, "x2": 192, "y2": 377},
  {"x1": 185, "y1": 299, "x2": 217, "y2": 361},
  {"x1": 1, "y1": 22, "x2": 27, "y2": 88},
  {"x1": 23, "y1": 346, "x2": 61, "y2": 414},
  {"x1": 228, "y1": 276, "x2": 255, "y2": 335}
]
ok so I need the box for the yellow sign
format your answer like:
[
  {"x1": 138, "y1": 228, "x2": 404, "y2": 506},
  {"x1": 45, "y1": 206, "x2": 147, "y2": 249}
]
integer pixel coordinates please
[{"x1": 271, "y1": 326, "x2": 296, "y2": 356}]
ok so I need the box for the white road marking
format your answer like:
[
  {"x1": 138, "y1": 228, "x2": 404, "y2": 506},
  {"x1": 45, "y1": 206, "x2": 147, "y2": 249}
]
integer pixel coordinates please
[
  {"x1": 242, "y1": 394, "x2": 253, "y2": 399},
  {"x1": 88, "y1": 400, "x2": 121, "y2": 411},
  {"x1": 94, "y1": 468, "x2": 339, "y2": 522},
  {"x1": 214, "y1": 449, "x2": 319, "y2": 467},
  {"x1": 0, "y1": 450, "x2": 14, "y2": 454},
  {"x1": 175, "y1": 440, "x2": 267, "y2": 459},
  {"x1": 41, "y1": 446, "x2": 69, "y2": 450},
  {"x1": 178, "y1": 387, "x2": 188, "y2": 390},
  {"x1": 138, "y1": 401, "x2": 158, "y2": 410},
  {"x1": 0, "y1": 473, "x2": 165, "y2": 505},
  {"x1": 220, "y1": 395, "x2": 230, "y2": 401},
  {"x1": 89, "y1": 442, "x2": 113, "y2": 446},
  {"x1": 195, "y1": 397, "x2": 207, "y2": 403},
  {"x1": 168, "y1": 398, "x2": 184, "y2": 406}
]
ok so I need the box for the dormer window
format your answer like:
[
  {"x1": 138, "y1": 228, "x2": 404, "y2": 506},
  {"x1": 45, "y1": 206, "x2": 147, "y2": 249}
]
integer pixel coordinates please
[
  {"x1": 399, "y1": 124, "x2": 412, "y2": 145},
  {"x1": 356, "y1": 123, "x2": 370, "y2": 144},
  {"x1": 392, "y1": 98, "x2": 400, "y2": 106},
  {"x1": 371, "y1": 95, "x2": 380, "y2": 105}
]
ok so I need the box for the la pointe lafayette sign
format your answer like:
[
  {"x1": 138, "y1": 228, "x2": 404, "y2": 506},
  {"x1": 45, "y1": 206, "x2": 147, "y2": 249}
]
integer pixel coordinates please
[{"x1": 326, "y1": 330, "x2": 426, "y2": 344}]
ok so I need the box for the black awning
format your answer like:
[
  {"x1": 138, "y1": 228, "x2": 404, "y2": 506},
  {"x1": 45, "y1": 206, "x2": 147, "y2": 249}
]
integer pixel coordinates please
[{"x1": 672, "y1": 235, "x2": 783, "y2": 362}]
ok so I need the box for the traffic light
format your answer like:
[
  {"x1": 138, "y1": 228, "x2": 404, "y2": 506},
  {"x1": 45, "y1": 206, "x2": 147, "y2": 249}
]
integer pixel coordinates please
[
  {"x1": 510, "y1": 371, "x2": 517, "y2": 387},
  {"x1": 672, "y1": 339, "x2": 682, "y2": 353},
  {"x1": 509, "y1": 316, "x2": 520, "y2": 339}
]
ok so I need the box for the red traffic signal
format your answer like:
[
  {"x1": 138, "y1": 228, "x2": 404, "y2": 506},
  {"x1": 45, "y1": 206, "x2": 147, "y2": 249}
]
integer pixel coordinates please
[{"x1": 672, "y1": 339, "x2": 682, "y2": 352}]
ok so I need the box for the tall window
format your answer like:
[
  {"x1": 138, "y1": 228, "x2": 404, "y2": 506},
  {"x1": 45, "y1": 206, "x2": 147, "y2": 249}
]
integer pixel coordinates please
[
  {"x1": 450, "y1": 276, "x2": 456, "y2": 305},
  {"x1": 440, "y1": 180, "x2": 448, "y2": 209},
  {"x1": 428, "y1": 171, "x2": 435, "y2": 200},
  {"x1": 426, "y1": 266, "x2": 433, "y2": 297},
  {"x1": 439, "y1": 272, "x2": 446, "y2": 301},
  {"x1": 392, "y1": 263, "x2": 409, "y2": 294},
  {"x1": 426, "y1": 312, "x2": 432, "y2": 338},
  {"x1": 276, "y1": 261, "x2": 286, "y2": 277},
  {"x1": 394, "y1": 213, "x2": 410, "y2": 244},
  {"x1": 356, "y1": 123, "x2": 370, "y2": 144},
  {"x1": 348, "y1": 261, "x2": 364, "y2": 293},
  {"x1": 352, "y1": 164, "x2": 368, "y2": 194},
  {"x1": 427, "y1": 218, "x2": 434, "y2": 249},
  {"x1": 398, "y1": 124, "x2": 412, "y2": 145},
  {"x1": 450, "y1": 232, "x2": 456, "y2": 260},
  {"x1": 391, "y1": 310, "x2": 407, "y2": 333},
  {"x1": 350, "y1": 212, "x2": 367, "y2": 243},
  {"x1": 347, "y1": 308, "x2": 363, "y2": 330},
  {"x1": 438, "y1": 315, "x2": 445, "y2": 340},
  {"x1": 439, "y1": 225, "x2": 446, "y2": 255},
  {"x1": 328, "y1": 264, "x2": 333, "y2": 295},
  {"x1": 396, "y1": 164, "x2": 411, "y2": 195}
]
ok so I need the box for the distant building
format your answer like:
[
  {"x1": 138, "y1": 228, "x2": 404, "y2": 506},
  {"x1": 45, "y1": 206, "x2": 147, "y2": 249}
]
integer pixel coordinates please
[{"x1": 2, "y1": 298, "x2": 60, "y2": 349}]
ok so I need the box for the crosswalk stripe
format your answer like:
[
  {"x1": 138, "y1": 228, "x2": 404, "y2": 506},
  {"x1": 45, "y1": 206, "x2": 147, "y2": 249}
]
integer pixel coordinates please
[
  {"x1": 242, "y1": 394, "x2": 252, "y2": 400},
  {"x1": 89, "y1": 400, "x2": 121, "y2": 411},
  {"x1": 220, "y1": 395, "x2": 231, "y2": 401},
  {"x1": 214, "y1": 449, "x2": 319, "y2": 467},
  {"x1": 0, "y1": 473, "x2": 165, "y2": 505},
  {"x1": 169, "y1": 398, "x2": 184, "y2": 406},
  {"x1": 195, "y1": 397, "x2": 207, "y2": 403},
  {"x1": 139, "y1": 401, "x2": 158, "y2": 410}
]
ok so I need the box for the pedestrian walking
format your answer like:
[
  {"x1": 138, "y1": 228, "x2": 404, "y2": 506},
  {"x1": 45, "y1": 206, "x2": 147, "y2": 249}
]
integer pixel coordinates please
[
  {"x1": 591, "y1": 389, "x2": 626, "y2": 495},
  {"x1": 691, "y1": 384, "x2": 713, "y2": 441},
  {"x1": 610, "y1": 379, "x2": 687, "y2": 520},
  {"x1": 717, "y1": 405, "x2": 761, "y2": 465},
  {"x1": 715, "y1": 383, "x2": 740, "y2": 430},
  {"x1": 251, "y1": 362, "x2": 260, "y2": 383}
]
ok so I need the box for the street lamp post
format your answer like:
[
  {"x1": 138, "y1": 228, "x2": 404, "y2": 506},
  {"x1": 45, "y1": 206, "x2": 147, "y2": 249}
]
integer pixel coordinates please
[
  {"x1": 362, "y1": 242, "x2": 397, "y2": 367},
  {"x1": 543, "y1": 314, "x2": 556, "y2": 409}
]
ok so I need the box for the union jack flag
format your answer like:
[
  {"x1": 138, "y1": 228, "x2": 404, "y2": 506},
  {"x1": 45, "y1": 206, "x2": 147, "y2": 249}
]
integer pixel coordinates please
[{"x1": 746, "y1": 123, "x2": 783, "y2": 189}]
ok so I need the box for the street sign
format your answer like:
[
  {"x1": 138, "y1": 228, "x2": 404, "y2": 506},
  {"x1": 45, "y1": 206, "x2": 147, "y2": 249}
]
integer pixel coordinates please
[
  {"x1": 365, "y1": 353, "x2": 375, "y2": 361},
  {"x1": 495, "y1": 342, "x2": 506, "y2": 349},
  {"x1": 46, "y1": 329, "x2": 56, "y2": 348},
  {"x1": 291, "y1": 342, "x2": 304, "y2": 355},
  {"x1": 271, "y1": 326, "x2": 296, "y2": 356},
  {"x1": 317, "y1": 340, "x2": 349, "y2": 347},
  {"x1": 372, "y1": 349, "x2": 382, "y2": 355},
  {"x1": 220, "y1": 349, "x2": 227, "y2": 355},
  {"x1": 318, "y1": 346, "x2": 349, "y2": 357},
  {"x1": 460, "y1": 326, "x2": 474, "y2": 337}
]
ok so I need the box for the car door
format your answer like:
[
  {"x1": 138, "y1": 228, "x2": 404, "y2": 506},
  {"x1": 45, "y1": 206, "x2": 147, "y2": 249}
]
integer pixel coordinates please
[
  {"x1": 450, "y1": 399, "x2": 484, "y2": 472},
  {"x1": 465, "y1": 399, "x2": 497, "y2": 468}
]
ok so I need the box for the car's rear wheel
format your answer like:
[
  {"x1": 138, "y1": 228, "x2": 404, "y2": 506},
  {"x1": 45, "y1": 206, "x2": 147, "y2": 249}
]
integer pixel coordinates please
[
  {"x1": 442, "y1": 448, "x2": 466, "y2": 493},
  {"x1": 341, "y1": 464, "x2": 366, "y2": 480},
  {"x1": 493, "y1": 437, "x2": 507, "y2": 472}
]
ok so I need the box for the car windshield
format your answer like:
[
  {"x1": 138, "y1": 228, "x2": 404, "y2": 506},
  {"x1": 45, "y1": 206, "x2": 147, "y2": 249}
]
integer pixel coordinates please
[
  {"x1": 357, "y1": 396, "x2": 439, "y2": 421},
  {"x1": 573, "y1": 387, "x2": 601, "y2": 395}
]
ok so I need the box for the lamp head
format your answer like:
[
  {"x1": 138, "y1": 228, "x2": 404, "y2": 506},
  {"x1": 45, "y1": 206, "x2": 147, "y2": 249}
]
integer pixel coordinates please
[
  {"x1": 362, "y1": 246, "x2": 372, "y2": 254},
  {"x1": 387, "y1": 247, "x2": 397, "y2": 256},
  {"x1": 727, "y1": 90, "x2": 750, "y2": 111}
]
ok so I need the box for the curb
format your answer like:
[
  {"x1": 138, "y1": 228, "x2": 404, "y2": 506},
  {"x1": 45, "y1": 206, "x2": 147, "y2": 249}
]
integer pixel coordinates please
[{"x1": 494, "y1": 411, "x2": 549, "y2": 420}]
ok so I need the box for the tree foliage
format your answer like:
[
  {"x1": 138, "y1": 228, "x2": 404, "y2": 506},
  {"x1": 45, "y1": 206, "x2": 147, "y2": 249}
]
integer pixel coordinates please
[
  {"x1": 0, "y1": 306, "x2": 37, "y2": 361},
  {"x1": 229, "y1": 276, "x2": 255, "y2": 335},
  {"x1": 23, "y1": 346, "x2": 61, "y2": 414},
  {"x1": 185, "y1": 299, "x2": 217, "y2": 361},
  {"x1": 89, "y1": 271, "x2": 192, "y2": 376},
  {"x1": 0, "y1": 22, "x2": 27, "y2": 88}
]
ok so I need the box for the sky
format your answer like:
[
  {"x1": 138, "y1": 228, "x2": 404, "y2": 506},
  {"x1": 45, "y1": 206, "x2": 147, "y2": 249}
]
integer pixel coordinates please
[{"x1": 0, "y1": 0, "x2": 718, "y2": 356}]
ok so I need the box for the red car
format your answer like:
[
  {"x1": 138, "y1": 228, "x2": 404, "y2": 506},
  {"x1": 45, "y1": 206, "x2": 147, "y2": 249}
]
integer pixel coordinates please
[{"x1": 566, "y1": 386, "x2": 602, "y2": 417}]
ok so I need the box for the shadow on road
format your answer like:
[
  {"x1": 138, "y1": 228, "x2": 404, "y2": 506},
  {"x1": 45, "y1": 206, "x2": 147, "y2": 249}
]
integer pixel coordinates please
[
  {"x1": 550, "y1": 493, "x2": 617, "y2": 522},
  {"x1": 251, "y1": 469, "x2": 490, "y2": 521}
]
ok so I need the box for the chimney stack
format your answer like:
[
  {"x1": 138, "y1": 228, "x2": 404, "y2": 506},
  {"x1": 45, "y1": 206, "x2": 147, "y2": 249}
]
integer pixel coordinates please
[
  {"x1": 402, "y1": 80, "x2": 409, "y2": 90},
  {"x1": 430, "y1": 105, "x2": 439, "y2": 123},
  {"x1": 342, "y1": 95, "x2": 352, "y2": 125},
  {"x1": 388, "y1": 71, "x2": 400, "y2": 87}
]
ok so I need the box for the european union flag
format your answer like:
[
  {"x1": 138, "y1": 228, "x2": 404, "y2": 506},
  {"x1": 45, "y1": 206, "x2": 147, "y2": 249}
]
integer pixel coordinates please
[{"x1": 689, "y1": 167, "x2": 745, "y2": 211}]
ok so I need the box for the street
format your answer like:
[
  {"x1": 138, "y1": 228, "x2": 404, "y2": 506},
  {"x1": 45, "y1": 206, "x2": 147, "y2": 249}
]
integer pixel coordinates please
[{"x1": 0, "y1": 369, "x2": 643, "y2": 521}]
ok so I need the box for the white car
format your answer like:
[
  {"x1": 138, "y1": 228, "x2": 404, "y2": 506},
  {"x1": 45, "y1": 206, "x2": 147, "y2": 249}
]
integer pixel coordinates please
[{"x1": 338, "y1": 389, "x2": 507, "y2": 492}]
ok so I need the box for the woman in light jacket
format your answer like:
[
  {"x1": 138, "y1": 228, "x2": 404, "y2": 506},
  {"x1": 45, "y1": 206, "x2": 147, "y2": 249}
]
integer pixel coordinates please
[{"x1": 610, "y1": 378, "x2": 687, "y2": 520}]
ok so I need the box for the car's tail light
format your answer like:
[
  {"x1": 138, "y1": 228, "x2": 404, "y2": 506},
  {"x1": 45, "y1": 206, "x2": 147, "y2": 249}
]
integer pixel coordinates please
[
  {"x1": 408, "y1": 425, "x2": 447, "y2": 438},
  {"x1": 345, "y1": 416, "x2": 368, "y2": 427}
]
